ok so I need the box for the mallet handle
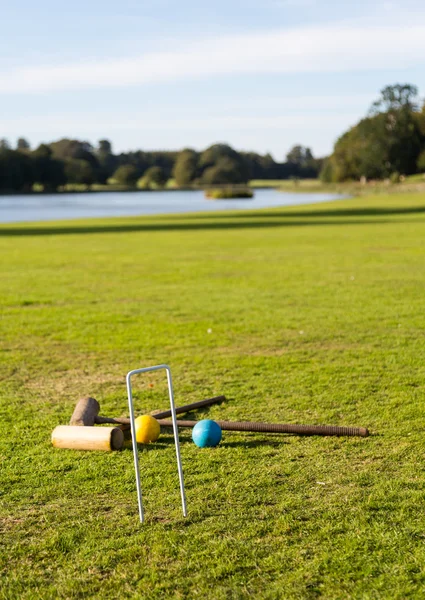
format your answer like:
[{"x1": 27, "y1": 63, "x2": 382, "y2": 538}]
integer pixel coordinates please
[
  {"x1": 157, "y1": 419, "x2": 369, "y2": 437},
  {"x1": 94, "y1": 395, "x2": 226, "y2": 426},
  {"x1": 152, "y1": 395, "x2": 226, "y2": 419}
]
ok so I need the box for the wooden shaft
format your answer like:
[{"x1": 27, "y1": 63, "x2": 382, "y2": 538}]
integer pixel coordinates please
[
  {"x1": 51, "y1": 425, "x2": 124, "y2": 451},
  {"x1": 151, "y1": 395, "x2": 226, "y2": 420},
  {"x1": 157, "y1": 419, "x2": 369, "y2": 438},
  {"x1": 94, "y1": 416, "x2": 129, "y2": 425},
  {"x1": 94, "y1": 395, "x2": 226, "y2": 427}
]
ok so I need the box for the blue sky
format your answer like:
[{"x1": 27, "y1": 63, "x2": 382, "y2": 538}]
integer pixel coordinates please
[{"x1": 1, "y1": 0, "x2": 425, "y2": 159}]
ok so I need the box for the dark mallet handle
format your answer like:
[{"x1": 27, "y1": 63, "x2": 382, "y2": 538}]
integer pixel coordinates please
[
  {"x1": 152, "y1": 395, "x2": 226, "y2": 420},
  {"x1": 157, "y1": 419, "x2": 369, "y2": 438},
  {"x1": 94, "y1": 395, "x2": 226, "y2": 426}
]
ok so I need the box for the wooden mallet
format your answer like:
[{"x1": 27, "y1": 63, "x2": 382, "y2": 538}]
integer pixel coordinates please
[
  {"x1": 51, "y1": 397, "x2": 123, "y2": 451},
  {"x1": 51, "y1": 395, "x2": 226, "y2": 451}
]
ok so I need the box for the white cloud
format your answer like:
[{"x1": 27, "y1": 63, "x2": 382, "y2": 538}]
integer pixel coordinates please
[{"x1": 0, "y1": 23, "x2": 424, "y2": 94}]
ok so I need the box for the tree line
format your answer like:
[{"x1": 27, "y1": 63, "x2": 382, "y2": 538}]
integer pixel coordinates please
[
  {"x1": 2, "y1": 83, "x2": 422, "y2": 192},
  {"x1": 322, "y1": 84, "x2": 425, "y2": 182},
  {"x1": 0, "y1": 137, "x2": 321, "y2": 193}
]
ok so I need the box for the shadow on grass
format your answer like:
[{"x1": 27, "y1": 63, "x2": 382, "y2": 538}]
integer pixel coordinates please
[
  {"x1": 124, "y1": 435, "x2": 289, "y2": 450},
  {"x1": 0, "y1": 218, "x2": 388, "y2": 237},
  {"x1": 220, "y1": 438, "x2": 288, "y2": 448},
  {"x1": 168, "y1": 204, "x2": 425, "y2": 221},
  {"x1": 3, "y1": 202, "x2": 425, "y2": 237},
  {"x1": 122, "y1": 438, "x2": 178, "y2": 451}
]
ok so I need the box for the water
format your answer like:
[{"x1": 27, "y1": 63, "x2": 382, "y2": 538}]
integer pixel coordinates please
[{"x1": 0, "y1": 189, "x2": 347, "y2": 224}]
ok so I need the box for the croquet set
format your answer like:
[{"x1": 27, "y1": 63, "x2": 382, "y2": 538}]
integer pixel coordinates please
[{"x1": 51, "y1": 364, "x2": 369, "y2": 523}]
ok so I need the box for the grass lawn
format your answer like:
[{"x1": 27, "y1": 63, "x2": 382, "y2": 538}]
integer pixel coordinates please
[
  {"x1": 250, "y1": 179, "x2": 322, "y2": 189},
  {"x1": 1, "y1": 193, "x2": 425, "y2": 599},
  {"x1": 250, "y1": 177, "x2": 425, "y2": 196}
]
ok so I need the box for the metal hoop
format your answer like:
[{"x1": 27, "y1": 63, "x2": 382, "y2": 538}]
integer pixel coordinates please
[{"x1": 126, "y1": 364, "x2": 187, "y2": 523}]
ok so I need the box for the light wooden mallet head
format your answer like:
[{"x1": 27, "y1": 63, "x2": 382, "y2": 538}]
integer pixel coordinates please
[
  {"x1": 51, "y1": 425, "x2": 124, "y2": 451},
  {"x1": 51, "y1": 397, "x2": 124, "y2": 451},
  {"x1": 69, "y1": 396, "x2": 101, "y2": 426}
]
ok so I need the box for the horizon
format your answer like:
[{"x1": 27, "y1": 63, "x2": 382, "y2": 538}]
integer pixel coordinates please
[
  {"x1": 1, "y1": 1, "x2": 425, "y2": 160},
  {"x1": 4, "y1": 136, "x2": 332, "y2": 161}
]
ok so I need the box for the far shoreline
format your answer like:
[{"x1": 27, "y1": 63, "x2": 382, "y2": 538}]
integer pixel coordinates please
[
  {"x1": 2, "y1": 176, "x2": 424, "y2": 198},
  {"x1": 0, "y1": 187, "x2": 350, "y2": 225}
]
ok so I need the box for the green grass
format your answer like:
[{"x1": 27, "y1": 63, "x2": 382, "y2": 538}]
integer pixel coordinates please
[
  {"x1": 404, "y1": 173, "x2": 425, "y2": 183},
  {"x1": 250, "y1": 178, "x2": 322, "y2": 189},
  {"x1": 2, "y1": 192, "x2": 425, "y2": 598},
  {"x1": 250, "y1": 177, "x2": 425, "y2": 196}
]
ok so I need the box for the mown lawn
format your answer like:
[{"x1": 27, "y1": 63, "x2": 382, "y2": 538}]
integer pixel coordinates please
[
  {"x1": 250, "y1": 177, "x2": 425, "y2": 195},
  {"x1": 1, "y1": 193, "x2": 425, "y2": 599}
]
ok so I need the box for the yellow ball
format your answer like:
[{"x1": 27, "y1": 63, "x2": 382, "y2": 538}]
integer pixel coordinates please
[{"x1": 134, "y1": 415, "x2": 160, "y2": 444}]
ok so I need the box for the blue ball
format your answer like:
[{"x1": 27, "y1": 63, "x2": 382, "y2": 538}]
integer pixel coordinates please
[{"x1": 192, "y1": 419, "x2": 222, "y2": 448}]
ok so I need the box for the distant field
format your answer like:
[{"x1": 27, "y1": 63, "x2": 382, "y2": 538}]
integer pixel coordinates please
[
  {"x1": 29, "y1": 174, "x2": 425, "y2": 196},
  {"x1": 250, "y1": 178, "x2": 321, "y2": 189},
  {"x1": 251, "y1": 176, "x2": 425, "y2": 195},
  {"x1": 1, "y1": 193, "x2": 425, "y2": 598},
  {"x1": 404, "y1": 173, "x2": 425, "y2": 183}
]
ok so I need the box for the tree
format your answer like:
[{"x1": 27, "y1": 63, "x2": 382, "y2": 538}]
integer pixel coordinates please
[
  {"x1": 173, "y1": 149, "x2": 198, "y2": 186},
  {"x1": 148, "y1": 151, "x2": 177, "y2": 180},
  {"x1": 199, "y1": 144, "x2": 244, "y2": 168},
  {"x1": 371, "y1": 85, "x2": 422, "y2": 176},
  {"x1": 201, "y1": 156, "x2": 248, "y2": 185},
  {"x1": 32, "y1": 144, "x2": 66, "y2": 191},
  {"x1": 64, "y1": 159, "x2": 96, "y2": 186},
  {"x1": 98, "y1": 139, "x2": 112, "y2": 155},
  {"x1": 415, "y1": 102, "x2": 425, "y2": 139},
  {"x1": 143, "y1": 166, "x2": 167, "y2": 188},
  {"x1": 199, "y1": 144, "x2": 249, "y2": 183},
  {"x1": 324, "y1": 83, "x2": 424, "y2": 181},
  {"x1": 286, "y1": 145, "x2": 313, "y2": 166},
  {"x1": 49, "y1": 138, "x2": 100, "y2": 180},
  {"x1": 325, "y1": 112, "x2": 422, "y2": 181},
  {"x1": 0, "y1": 138, "x2": 10, "y2": 150},
  {"x1": 50, "y1": 138, "x2": 94, "y2": 160},
  {"x1": 319, "y1": 159, "x2": 336, "y2": 183},
  {"x1": 0, "y1": 149, "x2": 35, "y2": 191},
  {"x1": 370, "y1": 84, "x2": 419, "y2": 115},
  {"x1": 241, "y1": 152, "x2": 266, "y2": 180},
  {"x1": 112, "y1": 164, "x2": 140, "y2": 186},
  {"x1": 17, "y1": 138, "x2": 31, "y2": 151},
  {"x1": 285, "y1": 145, "x2": 317, "y2": 178},
  {"x1": 417, "y1": 150, "x2": 425, "y2": 173},
  {"x1": 96, "y1": 139, "x2": 117, "y2": 183}
]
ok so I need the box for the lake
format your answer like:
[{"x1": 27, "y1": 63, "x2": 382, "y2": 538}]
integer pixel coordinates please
[{"x1": 0, "y1": 188, "x2": 348, "y2": 224}]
